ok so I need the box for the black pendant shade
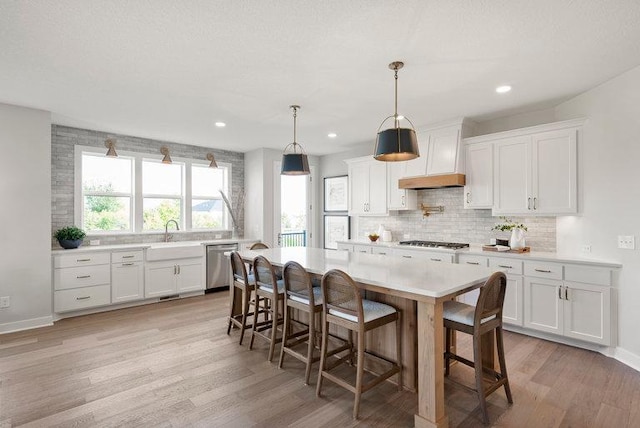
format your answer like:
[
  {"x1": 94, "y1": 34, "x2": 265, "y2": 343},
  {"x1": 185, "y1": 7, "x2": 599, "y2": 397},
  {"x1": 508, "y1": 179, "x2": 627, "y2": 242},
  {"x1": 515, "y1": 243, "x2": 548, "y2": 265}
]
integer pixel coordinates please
[
  {"x1": 374, "y1": 127, "x2": 419, "y2": 161},
  {"x1": 281, "y1": 152, "x2": 310, "y2": 175}
]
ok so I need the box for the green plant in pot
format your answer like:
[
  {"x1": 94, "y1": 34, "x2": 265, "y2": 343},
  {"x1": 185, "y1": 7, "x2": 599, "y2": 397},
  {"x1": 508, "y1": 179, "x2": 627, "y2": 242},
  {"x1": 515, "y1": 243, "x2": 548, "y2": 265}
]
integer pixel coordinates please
[{"x1": 54, "y1": 226, "x2": 87, "y2": 249}]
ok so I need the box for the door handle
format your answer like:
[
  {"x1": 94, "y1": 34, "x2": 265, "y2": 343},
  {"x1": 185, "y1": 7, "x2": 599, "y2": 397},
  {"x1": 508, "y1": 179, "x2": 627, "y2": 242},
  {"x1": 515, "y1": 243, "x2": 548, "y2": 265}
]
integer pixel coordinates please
[
  {"x1": 466, "y1": 192, "x2": 470, "y2": 204},
  {"x1": 401, "y1": 195, "x2": 405, "y2": 206},
  {"x1": 528, "y1": 197, "x2": 531, "y2": 210},
  {"x1": 558, "y1": 286, "x2": 562, "y2": 300},
  {"x1": 534, "y1": 197, "x2": 538, "y2": 210},
  {"x1": 564, "y1": 286, "x2": 569, "y2": 300}
]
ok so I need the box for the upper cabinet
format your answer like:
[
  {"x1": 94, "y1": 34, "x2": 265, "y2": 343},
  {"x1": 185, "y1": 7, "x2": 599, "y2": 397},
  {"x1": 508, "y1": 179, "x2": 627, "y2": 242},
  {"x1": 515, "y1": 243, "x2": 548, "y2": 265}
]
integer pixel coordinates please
[
  {"x1": 463, "y1": 142, "x2": 493, "y2": 209},
  {"x1": 346, "y1": 156, "x2": 388, "y2": 216},
  {"x1": 387, "y1": 161, "x2": 417, "y2": 211},
  {"x1": 464, "y1": 118, "x2": 583, "y2": 215}
]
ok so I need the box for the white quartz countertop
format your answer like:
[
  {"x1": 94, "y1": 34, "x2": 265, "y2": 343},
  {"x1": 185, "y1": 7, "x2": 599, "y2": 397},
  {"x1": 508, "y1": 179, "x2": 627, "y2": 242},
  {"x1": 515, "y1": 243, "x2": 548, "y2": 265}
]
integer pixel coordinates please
[
  {"x1": 51, "y1": 238, "x2": 258, "y2": 255},
  {"x1": 237, "y1": 247, "x2": 495, "y2": 300},
  {"x1": 336, "y1": 239, "x2": 460, "y2": 253}
]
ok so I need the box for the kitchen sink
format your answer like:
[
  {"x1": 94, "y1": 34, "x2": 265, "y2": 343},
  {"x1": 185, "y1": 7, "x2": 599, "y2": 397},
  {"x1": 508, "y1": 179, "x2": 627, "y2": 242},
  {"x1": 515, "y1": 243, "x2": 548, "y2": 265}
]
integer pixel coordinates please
[{"x1": 146, "y1": 241, "x2": 204, "y2": 261}]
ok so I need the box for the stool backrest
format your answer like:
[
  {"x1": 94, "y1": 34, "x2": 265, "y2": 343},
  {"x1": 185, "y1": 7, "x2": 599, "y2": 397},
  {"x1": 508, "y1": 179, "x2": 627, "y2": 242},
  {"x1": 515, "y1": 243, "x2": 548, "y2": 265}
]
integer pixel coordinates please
[
  {"x1": 283, "y1": 261, "x2": 315, "y2": 305},
  {"x1": 253, "y1": 255, "x2": 279, "y2": 290},
  {"x1": 250, "y1": 242, "x2": 269, "y2": 250},
  {"x1": 230, "y1": 251, "x2": 250, "y2": 283},
  {"x1": 321, "y1": 269, "x2": 363, "y2": 323},
  {"x1": 475, "y1": 271, "x2": 507, "y2": 326}
]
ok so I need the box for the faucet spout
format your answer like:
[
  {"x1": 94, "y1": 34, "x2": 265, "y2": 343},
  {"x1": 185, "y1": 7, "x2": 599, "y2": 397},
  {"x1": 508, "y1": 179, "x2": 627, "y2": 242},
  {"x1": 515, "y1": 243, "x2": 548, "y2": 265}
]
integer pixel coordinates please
[{"x1": 164, "y1": 219, "x2": 180, "y2": 242}]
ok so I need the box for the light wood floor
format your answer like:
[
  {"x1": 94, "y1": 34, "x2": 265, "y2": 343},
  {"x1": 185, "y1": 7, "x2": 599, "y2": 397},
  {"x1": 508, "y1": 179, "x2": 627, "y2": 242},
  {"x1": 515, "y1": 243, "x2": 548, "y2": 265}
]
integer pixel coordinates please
[{"x1": 1, "y1": 292, "x2": 639, "y2": 428}]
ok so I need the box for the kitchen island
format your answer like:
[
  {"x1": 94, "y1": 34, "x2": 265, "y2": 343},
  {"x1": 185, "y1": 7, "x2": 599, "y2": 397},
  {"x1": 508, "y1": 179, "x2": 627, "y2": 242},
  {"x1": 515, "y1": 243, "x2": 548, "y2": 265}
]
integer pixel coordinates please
[{"x1": 235, "y1": 246, "x2": 497, "y2": 428}]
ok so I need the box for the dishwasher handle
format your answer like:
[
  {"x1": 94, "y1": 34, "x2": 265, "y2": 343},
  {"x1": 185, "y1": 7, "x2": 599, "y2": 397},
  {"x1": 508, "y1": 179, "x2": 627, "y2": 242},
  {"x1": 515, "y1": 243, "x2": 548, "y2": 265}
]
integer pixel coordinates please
[{"x1": 208, "y1": 245, "x2": 239, "y2": 252}]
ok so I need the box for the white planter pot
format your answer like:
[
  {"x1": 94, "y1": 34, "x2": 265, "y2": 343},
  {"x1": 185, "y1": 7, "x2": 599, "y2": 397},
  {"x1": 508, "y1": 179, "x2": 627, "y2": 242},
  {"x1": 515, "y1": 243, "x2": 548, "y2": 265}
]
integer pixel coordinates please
[{"x1": 509, "y1": 228, "x2": 526, "y2": 249}]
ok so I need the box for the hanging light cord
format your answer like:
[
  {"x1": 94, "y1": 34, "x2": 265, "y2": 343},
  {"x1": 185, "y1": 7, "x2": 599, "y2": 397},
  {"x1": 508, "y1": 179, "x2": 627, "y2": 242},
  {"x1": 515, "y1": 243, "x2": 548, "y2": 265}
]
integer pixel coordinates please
[
  {"x1": 292, "y1": 105, "x2": 299, "y2": 153},
  {"x1": 394, "y1": 66, "x2": 399, "y2": 128}
]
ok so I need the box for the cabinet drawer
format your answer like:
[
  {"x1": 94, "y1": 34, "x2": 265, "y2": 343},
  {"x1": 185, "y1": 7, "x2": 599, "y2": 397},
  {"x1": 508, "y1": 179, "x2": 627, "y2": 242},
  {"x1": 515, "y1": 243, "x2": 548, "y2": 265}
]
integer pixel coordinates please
[
  {"x1": 458, "y1": 254, "x2": 489, "y2": 267},
  {"x1": 54, "y1": 284, "x2": 111, "y2": 312},
  {"x1": 54, "y1": 252, "x2": 110, "y2": 268},
  {"x1": 564, "y1": 264, "x2": 611, "y2": 286},
  {"x1": 489, "y1": 258, "x2": 523, "y2": 275},
  {"x1": 336, "y1": 243, "x2": 354, "y2": 252},
  {"x1": 112, "y1": 250, "x2": 143, "y2": 263},
  {"x1": 524, "y1": 261, "x2": 563, "y2": 280},
  {"x1": 352, "y1": 244, "x2": 372, "y2": 254},
  {"x1": 54, "y1": 264, "x2": 110, "y2": 291},
  {"x1": 371, "y1": 246, "x2": 391, "y2": 256},
  {"x1": 394, "y1": 248, "x2": 454, "y2": 263}
]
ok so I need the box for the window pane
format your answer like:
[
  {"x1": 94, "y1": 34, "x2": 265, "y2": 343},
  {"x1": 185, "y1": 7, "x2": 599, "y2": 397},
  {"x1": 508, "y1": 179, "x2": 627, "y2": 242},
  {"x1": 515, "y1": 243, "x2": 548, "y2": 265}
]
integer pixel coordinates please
[
  {"x1": 82, "y1": 155, "x2": 132, "y2": 193},
  {"x1": 83, "y1": 196, "x2": 131, "y2": 231},
  {"x1": 143, "y1": 198, "x2": 181, "y2": 230},
  {"x1": 192, "y1": 165, "x2": 224, "y2": 197},
  {"x1": 192, "y1": 199, "x2": 223, "y2": 229},
  {"x1": 143, "y1": 161, "x2": 182, "y2": 195}
]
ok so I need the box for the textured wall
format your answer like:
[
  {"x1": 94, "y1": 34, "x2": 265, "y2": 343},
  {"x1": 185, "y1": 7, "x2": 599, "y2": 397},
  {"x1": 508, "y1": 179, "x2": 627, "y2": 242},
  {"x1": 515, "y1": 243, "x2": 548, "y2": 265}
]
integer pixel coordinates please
[
  {"x1": 357, "y1": 187, "x2": 556, "y2": 252},
  {"x1": 51, "y1": 125, "x2": 244, "y2": 247}
]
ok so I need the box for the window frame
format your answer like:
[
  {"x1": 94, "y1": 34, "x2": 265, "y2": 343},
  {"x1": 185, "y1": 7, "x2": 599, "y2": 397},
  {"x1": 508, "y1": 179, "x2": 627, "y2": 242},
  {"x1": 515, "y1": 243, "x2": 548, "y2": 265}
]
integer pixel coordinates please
[
  {"x1": 190, "y1": 160, "x2": 230, "y2": 230},
  {"x1": 74, "y1": 145, "x2": 232, "y2": 234}
]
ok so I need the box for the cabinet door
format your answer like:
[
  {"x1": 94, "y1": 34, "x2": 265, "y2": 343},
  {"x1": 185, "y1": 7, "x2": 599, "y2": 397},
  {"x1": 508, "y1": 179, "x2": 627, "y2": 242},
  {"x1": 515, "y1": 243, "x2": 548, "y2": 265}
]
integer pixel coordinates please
[
  {"x1": 348, "y1": 161, "x2": 369, "y2": 215},
  {"x1": 145, "y1": 263, "x2": 177, "y2": 298},
  {"x1": 426, "y1": 126, "x2": 461, "y2": 175},
  {"x1": 563, "y1": 282, "x2": 611, "y2": 345},
  {"x1": 404, "y1": 133, "x2": 430, "y2": 177},
  {"x1": 493, "y1": 136, "x2": 531, "y2": 214},
  {"x1": 387, "y1": 162, "x2": 416, "y2": 210},
  {"x1": 464, "y1": 143, "x2": 493, "y2": 209},
  {"x1": 524, "y1": 277, "x2": 563, "y2": 334},
  {"x1": 531, "y1": 129, "x2": 577, "y2": 214},
  {"x1": 112, "y1": 262, "x2": 144, "y2": 303},
  {"x1": 177, "y1": 260, "x2": 204, "y2": 293},
  {"x1": 503, "y1": 275, "x2": 524, "y2": 326},
  {"x1": 368, "y1": 161, "x2": 388, "y2": 215}
]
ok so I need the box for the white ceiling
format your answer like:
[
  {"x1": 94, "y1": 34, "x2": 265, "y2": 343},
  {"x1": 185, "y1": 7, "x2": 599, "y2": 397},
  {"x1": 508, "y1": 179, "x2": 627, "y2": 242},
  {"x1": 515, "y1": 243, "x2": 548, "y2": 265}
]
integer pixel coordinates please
[{"x1": 2, "y1": 1, "x2": 640, "y2": 155}]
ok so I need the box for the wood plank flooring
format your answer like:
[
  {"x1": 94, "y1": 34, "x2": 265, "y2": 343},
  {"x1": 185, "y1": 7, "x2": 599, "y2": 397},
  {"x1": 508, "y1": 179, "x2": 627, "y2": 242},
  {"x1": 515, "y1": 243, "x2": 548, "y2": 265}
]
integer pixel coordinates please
[{"x1": 1, "y1": 292, "x2": 639, "y2": 427}]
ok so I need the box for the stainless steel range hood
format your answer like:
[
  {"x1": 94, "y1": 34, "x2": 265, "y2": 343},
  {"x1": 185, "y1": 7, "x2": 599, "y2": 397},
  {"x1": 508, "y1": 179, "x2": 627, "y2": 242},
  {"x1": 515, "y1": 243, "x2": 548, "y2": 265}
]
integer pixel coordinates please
[{"x1": 398, "y1": 173, "x2": 465, "y2": 189}]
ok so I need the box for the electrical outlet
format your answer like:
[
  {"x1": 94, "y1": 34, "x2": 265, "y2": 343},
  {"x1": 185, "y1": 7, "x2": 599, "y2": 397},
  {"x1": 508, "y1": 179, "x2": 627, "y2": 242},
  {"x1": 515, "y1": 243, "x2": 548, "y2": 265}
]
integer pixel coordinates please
[
  {"x1": 582, "y1": 244, "x2": 592, "y2": 253},
  {"x1": 90, "y1": 239, "x2": 100, "y2": 246},
  {"x1": 0, "y1": 296, "x2": 10, "y2": 308},
  {"x1": 618, "y1": 235, "x2": 635, "y2": 250}
]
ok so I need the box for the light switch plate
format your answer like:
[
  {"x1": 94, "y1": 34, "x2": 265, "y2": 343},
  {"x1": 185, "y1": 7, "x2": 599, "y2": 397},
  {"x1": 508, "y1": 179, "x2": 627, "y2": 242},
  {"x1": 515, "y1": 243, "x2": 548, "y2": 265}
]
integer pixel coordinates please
[
  {"x1": 618, "y1": 235, "x2": 635, "y2": 250},
  {"x1": 0, "y1": 296, "x2": 10, "y2": 308}
]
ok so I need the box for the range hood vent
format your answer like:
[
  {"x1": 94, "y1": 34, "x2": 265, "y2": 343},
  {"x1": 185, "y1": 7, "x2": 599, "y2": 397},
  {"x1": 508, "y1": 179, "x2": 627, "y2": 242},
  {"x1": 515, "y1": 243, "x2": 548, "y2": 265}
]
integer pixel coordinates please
[{"x1": 398, "y1": 174, "x2": 465, "y2": 189}]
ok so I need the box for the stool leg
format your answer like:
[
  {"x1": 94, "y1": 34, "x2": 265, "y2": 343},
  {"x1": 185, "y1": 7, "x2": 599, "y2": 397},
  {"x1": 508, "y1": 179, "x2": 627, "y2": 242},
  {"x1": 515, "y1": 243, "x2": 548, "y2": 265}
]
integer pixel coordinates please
[
  {"x1": 473, "y1": 329, "x2": 489, "y2": 424},
  {"x1": 353, "y1": 330, "x2": 365, "y2": 419},
  {"x1": 496, "y1": 326, "x2": 513, "y2": 404},
  {"x1": 227, "y1": 284, "x2": 236, "y2": 336},
  {"x1": 316, "y1": 314, "x2": 329, "y2": 398},
  {"x1": 239, "y1": 287, "x2": 250, "y2": 345},
  {"x1": 304, "y1": 307, "x2": 315, "y2": 385},
  {"x1": 278, "y1": 302, "x2": 290, "y2": 369},
  {"x1": 249, "y1": 294, "x2": 261, "y2": 351},
  {"x1": 444, "y1": 326, "x2": 451, "y2": 377}
]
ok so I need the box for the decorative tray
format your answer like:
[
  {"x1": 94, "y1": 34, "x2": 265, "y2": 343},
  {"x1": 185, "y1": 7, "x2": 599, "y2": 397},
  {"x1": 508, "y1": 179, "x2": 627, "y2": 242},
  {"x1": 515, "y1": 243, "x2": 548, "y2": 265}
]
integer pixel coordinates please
[{"x1": 482, "y1": 245, "x2": 531, "y2": 253}]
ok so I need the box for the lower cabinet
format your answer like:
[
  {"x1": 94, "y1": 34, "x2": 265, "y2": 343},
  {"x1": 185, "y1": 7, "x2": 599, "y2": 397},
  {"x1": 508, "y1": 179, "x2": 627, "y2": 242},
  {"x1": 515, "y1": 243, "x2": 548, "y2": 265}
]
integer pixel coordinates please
[
  {"x1": 145, "y1": 258, "x2": 204, "y2": 298},
  {"x1": 112, "y1": 261, "x2": 144, "y2": 303},
  {"x1": 393, "y1": 248, "x2": 454, "y2": 263}
]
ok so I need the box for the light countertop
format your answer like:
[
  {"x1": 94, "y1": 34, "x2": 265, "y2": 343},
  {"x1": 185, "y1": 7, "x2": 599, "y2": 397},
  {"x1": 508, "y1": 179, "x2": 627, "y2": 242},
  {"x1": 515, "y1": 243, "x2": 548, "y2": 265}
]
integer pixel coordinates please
[{"x1": 51, "y1": 238, "x2": 259, "y2": 255}]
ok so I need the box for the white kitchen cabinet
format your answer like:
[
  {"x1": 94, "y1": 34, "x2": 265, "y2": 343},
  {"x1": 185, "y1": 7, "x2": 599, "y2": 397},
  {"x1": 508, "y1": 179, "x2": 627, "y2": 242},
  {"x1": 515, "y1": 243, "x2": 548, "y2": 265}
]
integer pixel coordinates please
[
  {"x1": 393, "y1": 248, "x2": 454, "y2": 263},
  {"x1": 53, "y1": 251, "x2": 112, "y2": 312},
  {"x1": 112, "y1": 261, "x2": 144, "y2": 303},
  {"x1": 563, "y1": 281, "x2": 611, "y2": 345},
  {"x1": 371, "y1": 246, "x2": 392, "y2": 256},
  {"x1": 493, "y1": 126, "x2": 578, "y2": 215},
  {"x1": 336, "y1": 242, "x2": 354, "y2": 252},
  {"x1": 457, "y1": 254, "x2": 489, "y2": 305},
  {"x1": 352, "y1": 244, "x2": 373, "y2": 254},
  {"x1": 489, "y1": 257, "x2": 524, "y2": 327},
  {"x1": 346, "y1": 157, "x2": 388, "y2": 216},
  {"x1": 145, "y1": 257, "x2": 204, "y2": 298},
  {"x1": 463, "y1": 142, "x2": 493, "y2": 209},
  {"x1": 387, "y1": 161, "x2": 417, "y2": 211},
  {"x1": 524, "y1": 276, "x2": 563, "y2": 334}
]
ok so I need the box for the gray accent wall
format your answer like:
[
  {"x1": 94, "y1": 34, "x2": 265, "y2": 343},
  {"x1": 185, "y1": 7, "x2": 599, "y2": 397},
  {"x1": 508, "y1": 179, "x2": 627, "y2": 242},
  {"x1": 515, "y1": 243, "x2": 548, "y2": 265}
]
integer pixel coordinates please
[{"x1": 51, "y1": 125, "x2": 244, "y2": 247}]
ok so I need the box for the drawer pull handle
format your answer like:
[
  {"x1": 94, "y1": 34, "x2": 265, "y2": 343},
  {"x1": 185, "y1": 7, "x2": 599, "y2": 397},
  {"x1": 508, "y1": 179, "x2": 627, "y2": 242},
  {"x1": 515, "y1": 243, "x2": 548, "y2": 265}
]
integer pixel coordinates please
[
  {"x1": 77, "y1": 258, "x2": 91, "y2": 262},
  {"x1": 122, "y1": 263, "x2": 134, "y2": 266},
  {"x1": 466, "y1": 262, "x2": 480, "y2": 265},
  {"x1": 535, "y1": 269, "x2": 552, "y2": 273},
  {"x1": 498, "y1": 265, "x2": 513, "y2": 269},
  {"x1": 76, "y1": 296, "x2": 91, "y2": 300},
  {"x1": 122, "y1": 255, "x2": 135, "y2": 259},
  {"x1": 402, "y1": 255, "x2": 412, "y2": 258},
  {"x1": 378, "y1": 252, "x2": 386, "y2": 255},
  {"x1": 76, "y1": 275, "x2": 91, "y2": 279},
  {"x1": 430, "y1": 258, "x2": 442, "y2": 262}
]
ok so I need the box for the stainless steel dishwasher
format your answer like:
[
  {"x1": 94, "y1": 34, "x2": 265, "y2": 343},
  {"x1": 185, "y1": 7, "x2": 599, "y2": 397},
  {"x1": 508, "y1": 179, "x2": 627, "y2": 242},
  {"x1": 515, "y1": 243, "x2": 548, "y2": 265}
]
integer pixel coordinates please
[{"x1": 206, "y1": 243, "x2": 238, "y2": 291}]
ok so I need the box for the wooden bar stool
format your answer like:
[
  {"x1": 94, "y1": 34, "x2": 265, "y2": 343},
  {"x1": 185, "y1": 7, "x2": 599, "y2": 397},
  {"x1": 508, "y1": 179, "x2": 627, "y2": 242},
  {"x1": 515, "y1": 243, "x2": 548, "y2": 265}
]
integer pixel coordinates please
[
  {"x1": 249, "y1": 255, "x2": 285, "y2": 362},
  {"x1": 277, "y1": 261, "x2": 323, "y2": 384},
  {"x1": 443, "y1": 271, "x2": 513, "y2": 424},
  {"x1": 316, "y1": 269, "x2": 402, "y2": 419},
  {"x1": 227, "y1": 251, "x2": 256, "y2": 345},
  {"x1": 249, "y1": 242, "x2": 269, "y2": 250}
]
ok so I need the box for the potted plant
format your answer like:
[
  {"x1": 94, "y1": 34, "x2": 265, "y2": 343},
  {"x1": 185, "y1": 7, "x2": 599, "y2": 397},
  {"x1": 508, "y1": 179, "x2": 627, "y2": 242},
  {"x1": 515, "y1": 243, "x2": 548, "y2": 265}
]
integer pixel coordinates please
[
  {"x1": 54, "y1": 226, "x2": 87, "y2": 249},
  {"x1": 492, "y1": 217, "x2": 528, "y2": 249}
]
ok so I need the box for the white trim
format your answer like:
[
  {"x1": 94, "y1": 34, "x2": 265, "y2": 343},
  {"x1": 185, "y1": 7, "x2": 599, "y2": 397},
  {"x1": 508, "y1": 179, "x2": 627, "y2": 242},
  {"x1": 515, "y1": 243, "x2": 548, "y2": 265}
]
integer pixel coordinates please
[
  {"x1": 0, "y1": 316, "x2": 54, "y2": 334},
  {"x1": 614, "y1": 347, "x2": 640, "y2": 373},
  {"x1": 463, "y1": 117, "x2": 587, "y2": 144}
]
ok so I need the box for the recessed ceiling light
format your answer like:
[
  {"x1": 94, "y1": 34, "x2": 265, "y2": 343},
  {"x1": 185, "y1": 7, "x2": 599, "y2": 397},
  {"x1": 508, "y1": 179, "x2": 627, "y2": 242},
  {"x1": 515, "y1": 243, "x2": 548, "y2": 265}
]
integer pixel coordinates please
[
  {"x1": 496, "y1": 85, "x2": 512, "y2": 94},
  {"x1": 215, "y1": 122, "x2": 226, "y2": 127},
  {"x1": 328, "y1": 133, "x2": 337, "y2": 138}
]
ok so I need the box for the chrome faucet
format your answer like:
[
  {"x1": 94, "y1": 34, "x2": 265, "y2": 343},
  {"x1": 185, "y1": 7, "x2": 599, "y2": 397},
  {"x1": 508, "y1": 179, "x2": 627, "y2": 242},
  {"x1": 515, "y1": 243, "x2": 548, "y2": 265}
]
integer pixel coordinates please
[{"x1": 164, "y1": 219, "x2": 180, "y2": 242}]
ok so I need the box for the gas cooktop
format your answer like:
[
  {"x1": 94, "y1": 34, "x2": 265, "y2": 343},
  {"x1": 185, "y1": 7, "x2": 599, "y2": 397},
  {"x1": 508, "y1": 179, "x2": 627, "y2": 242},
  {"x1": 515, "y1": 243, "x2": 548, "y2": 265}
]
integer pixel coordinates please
[{"x1": 398, "y1": 240, "x2": 470, "y2": 250}]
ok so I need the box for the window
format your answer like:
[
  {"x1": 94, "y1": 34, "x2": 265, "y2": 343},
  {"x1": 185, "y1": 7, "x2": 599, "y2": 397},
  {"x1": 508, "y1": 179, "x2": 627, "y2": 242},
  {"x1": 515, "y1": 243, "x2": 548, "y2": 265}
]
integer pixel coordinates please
[
  {"x1": 81, "y1": 153, "x2": 133, "y2": 232},
  {"x1": 142, "y1": 159, "x2": 184, "y2": 230},
  {"x1": 191, "y1": 163, "x2": 227, "y2": 229},
  {"x1": 75, "y1": 146, "x2": 232, "y2": 233}
]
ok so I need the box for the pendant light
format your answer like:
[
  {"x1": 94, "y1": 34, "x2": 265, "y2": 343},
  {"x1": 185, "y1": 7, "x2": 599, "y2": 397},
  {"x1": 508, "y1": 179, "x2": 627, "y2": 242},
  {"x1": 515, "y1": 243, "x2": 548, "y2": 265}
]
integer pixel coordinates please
[
  {"x1": 281, "y1": 105, "x2": 310, "y2": 175},
  {"x1": 105, "y1": 138, "x2": 118, "y2": 157},
  {"x1": 160, "y1": 146, "x2": 172, "y2": 164},
  {"x1": 373, "y1": 61, "x2": 419, "y2": 161}
]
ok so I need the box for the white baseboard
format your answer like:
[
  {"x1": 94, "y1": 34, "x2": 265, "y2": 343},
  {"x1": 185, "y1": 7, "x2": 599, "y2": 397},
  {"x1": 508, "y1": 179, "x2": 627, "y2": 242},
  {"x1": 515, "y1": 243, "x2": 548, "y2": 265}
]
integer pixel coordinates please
[
  {"x1": 0, "y1": 316, "x2": 53, "y2": 334},
  {"x1": 614, "y1": 347, "x2": 640, "y2": 372}
]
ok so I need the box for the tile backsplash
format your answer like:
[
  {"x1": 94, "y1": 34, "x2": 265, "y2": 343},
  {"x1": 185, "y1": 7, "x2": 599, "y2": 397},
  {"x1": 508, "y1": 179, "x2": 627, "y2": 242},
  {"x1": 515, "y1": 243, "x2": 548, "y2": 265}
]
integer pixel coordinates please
[
  {"x1": 358, "y1": 187, "x2": 556, "y2": 252},
  {"x1": 51, "y1": 125, "x2": 245, "y2": 248}
]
